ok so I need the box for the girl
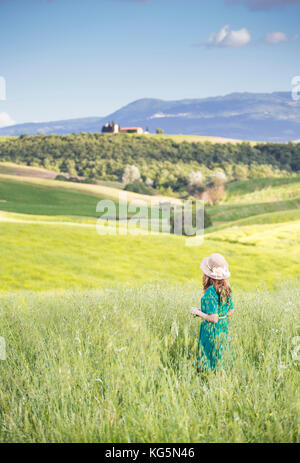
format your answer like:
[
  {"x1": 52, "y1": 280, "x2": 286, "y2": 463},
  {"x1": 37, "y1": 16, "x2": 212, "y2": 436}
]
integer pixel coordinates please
[{"x1": 190, "y1": 253, "x2": 234, "y2": 372}]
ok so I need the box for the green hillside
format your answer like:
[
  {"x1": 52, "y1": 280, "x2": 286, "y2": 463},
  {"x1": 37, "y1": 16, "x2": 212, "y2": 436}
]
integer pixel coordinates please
[
  {"x1": 226, "y1": 177, "x2": 300, "y2": 197},
  {"x1": 1, "y1": 173, "x2": 300, "y2": 223},
  {"x1": 0, "y1": 166, "x2": 299, "y2": 444},
  {"x1": 0, "y1": 172, "x2": 178, "y2": 206},
  {"x1": 210, "y1": 177, "x2": 300, "y2": 224},
  {"x1": 209, "y1": 198, "x2": 299, "y2": 223},
  {"x1": 0, "y1": 173, "x2": 299, "y2": 292},
  {"x1": 0, "y1": 177, "x2": 106, "y2": 217}
]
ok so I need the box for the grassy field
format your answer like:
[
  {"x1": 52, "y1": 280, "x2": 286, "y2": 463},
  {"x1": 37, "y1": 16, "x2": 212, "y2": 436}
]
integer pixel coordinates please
[
  {"x1": 209, "y1": 176, "x2": 300, "y2": 224},
  {"x1": 0, "y1": 283, "x2": 298, "y2": 443},
  {"x1": 0, "y1": 177, "x2": 109, "y2": 217},
  {"x1": 225, "y1": 181, "x2": 300, "y2": 204},
  {"x1": 0, "y1": 212, "x2": 299, "y2": 291},
  {"x1": 0, "y1": 176, "x2": 177, "y2": 221},
  {"x1": 226, "y1": 177, "x2": 300, "y2": 197},
  {"x1": 209, "y1": 199, "x2": 300, "y2": 223},
  {"x1": 0, "y1": 169, "x2": 299, "y2": 443},
  {"x1": 1, "y1": 171, "x2": 299, "y2": 223},
  {"x1": 207, "y1": 209, "x2": 300, "y2": 231},
  {"x1": 0, "y1": 173, "x2": 180, "y2": 206},
  {"x1": 0, "y1": 173, "x2": 299, "y2": 292}
]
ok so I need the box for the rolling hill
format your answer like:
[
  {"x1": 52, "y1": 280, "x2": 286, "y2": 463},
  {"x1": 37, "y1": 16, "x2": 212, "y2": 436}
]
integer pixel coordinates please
[
  {"x1": 0, "y1": 171, "x2": 299, "y2": 291},
  {"x1": 0, "y1": 167, "x2": 299, "y2": 444},
  {"x1": 1, "y1": 92, "x2": 300, "y2": 142}
]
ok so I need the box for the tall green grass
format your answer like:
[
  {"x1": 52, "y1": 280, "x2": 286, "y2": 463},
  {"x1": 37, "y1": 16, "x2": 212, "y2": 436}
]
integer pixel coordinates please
[{"x1": 0, "y1": 283, "x2": 298, "y2": 442}]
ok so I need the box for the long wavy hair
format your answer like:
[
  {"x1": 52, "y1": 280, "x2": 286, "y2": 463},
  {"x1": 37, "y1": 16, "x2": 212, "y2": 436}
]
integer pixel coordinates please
[{"x1": 202, "y1": 274, "x2": 231, "y2": 304}]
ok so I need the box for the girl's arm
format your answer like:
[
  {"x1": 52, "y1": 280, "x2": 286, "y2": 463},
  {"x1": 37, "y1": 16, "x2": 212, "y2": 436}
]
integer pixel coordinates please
[{"x1": 190, "y1": 307, "x2": 219, "y2": 324}]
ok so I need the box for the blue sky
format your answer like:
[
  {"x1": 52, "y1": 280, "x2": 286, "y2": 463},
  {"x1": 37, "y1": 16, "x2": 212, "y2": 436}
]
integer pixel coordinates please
[{"x1": 0, "y1": 0, "x2": 299, "y2": 126}]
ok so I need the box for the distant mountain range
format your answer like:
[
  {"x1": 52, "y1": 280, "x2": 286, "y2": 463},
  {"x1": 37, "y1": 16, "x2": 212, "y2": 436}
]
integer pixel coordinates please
[{"x1": 1, "y1": 92, "x2": 300, "y2": 142}]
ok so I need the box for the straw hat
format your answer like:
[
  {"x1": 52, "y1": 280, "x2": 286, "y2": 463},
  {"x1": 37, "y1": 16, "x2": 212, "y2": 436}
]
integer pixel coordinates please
[{"x1": 200, "y1": 253, "x2": 231, "y2": 280}]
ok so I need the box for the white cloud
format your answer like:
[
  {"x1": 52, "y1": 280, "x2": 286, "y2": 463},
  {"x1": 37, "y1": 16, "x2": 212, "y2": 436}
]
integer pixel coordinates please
[
  {"x1": 264, "y1": 31, "x2": 299, "y2": 44},
  {"x1": 0, "y1": 112, "x2": 15, "y2": 128},
  {"x1": 199, "y1": 25, "x2": 251, "y2": 48},
  {"x1": 227, "y1": 0, "x2": 300, "y2": 10},
  {"x1": 265, "y1": 31, "x2": 288, "y2": 44}
]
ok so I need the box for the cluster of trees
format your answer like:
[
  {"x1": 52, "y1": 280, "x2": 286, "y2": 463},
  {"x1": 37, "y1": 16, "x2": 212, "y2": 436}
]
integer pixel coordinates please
[{"x1": 0, "y1": 133, "x2": 299, "y2": 195}]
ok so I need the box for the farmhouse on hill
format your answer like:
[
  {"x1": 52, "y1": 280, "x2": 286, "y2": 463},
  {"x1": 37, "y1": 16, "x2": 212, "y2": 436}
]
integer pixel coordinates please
[
  {"x1": 101, "y1": 121, "x2": 144, "y2": 134},
  {"x1": 102, "y1": 122, "x2": 120, "y2": 133},
  {"x1": 120, "y1": 126, "x2": 144, "y2": 134}
]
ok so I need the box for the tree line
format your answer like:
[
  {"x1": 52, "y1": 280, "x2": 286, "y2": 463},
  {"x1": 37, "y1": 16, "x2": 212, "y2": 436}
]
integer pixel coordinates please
[{"x1": 0, "y1": 133, "x2": 299, "y2": 193}]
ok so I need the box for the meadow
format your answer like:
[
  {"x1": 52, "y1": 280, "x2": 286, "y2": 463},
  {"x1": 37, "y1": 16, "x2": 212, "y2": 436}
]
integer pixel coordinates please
[
  {"x1": 0, "y1": 177, "x2": 106, "y2": 217},
  {"x1": 0, "y1": 173, "x2": 299, "y2": 292},
  {"x1": 0, "y1": 169, "x2": 299, "y2": 222},
  {"x1": 0, "y1": 172, "x2": 178, "y2": 207},
  {"x1": 208, "y1": 176, "x2": 300, "y2": 224},
  {"x1": 0, "y1": 169, "x2": 299, "y2": 443},
  {"x1": 0, "y1": 283, "x2": 298, "y2": 443}
]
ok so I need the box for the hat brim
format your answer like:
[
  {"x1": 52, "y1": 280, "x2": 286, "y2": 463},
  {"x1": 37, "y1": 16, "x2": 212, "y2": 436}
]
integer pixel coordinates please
[{"x1": 200, "y1": 257, "x2": 231, "y2": 280}]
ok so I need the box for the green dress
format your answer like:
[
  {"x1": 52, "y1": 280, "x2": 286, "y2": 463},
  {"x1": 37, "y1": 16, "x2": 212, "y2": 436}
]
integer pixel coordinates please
[{"x1": 197, "y1": 285, "x2": 234, "y2": 371}]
